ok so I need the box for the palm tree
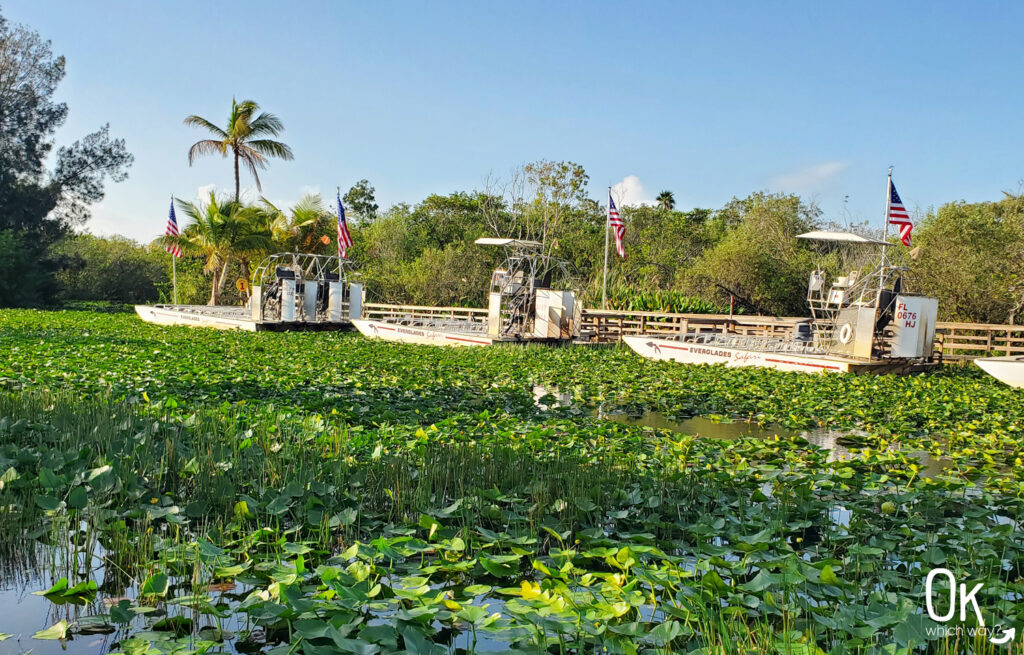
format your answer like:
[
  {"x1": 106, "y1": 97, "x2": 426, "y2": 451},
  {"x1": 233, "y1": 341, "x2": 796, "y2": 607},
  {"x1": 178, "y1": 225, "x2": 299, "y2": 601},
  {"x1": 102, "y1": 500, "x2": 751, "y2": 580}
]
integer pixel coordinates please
[
  {"x1": 160, "y1": 192, "x2": 272, "y2": 305},
  {"x1": 656, "y1": 190, "x2": 676, "y2": 211},
  {"x1": 185, "y1": 99, "x2": 294, "y2": 202},
  {"x1": 257, "y1": 193, "x2": 334, "y2": 254}
]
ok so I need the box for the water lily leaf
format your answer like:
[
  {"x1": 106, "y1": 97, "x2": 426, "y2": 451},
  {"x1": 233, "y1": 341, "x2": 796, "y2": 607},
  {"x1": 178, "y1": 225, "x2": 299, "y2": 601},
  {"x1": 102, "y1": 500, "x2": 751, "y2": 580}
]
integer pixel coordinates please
[
  {"x1": 893, "y1": 613, "x2": 939, "y2": 645},
  {"x1": 0, "y1": 467, "x2": 18, "y2": 486},
  {"x1": 819, "y1": 565, "x2": 845, "y2": 587},
  {"x1": 152, "y1": 615, "x2": 193, "y2": 634},
  {"x1": 332, "y1": 507, "x2": 357, "y2": 527},
  {"x1": 119, "y1": 638, "x2": 152, "y2": 655},
  {"x1": 35, "y1": 495, "x2": 62, "y2": 510},
  {"x1": 140, "y1": 572, "x2": 169, "y2": 597},
  {"x1": 233, "y1": 499, "x2": 252, "y2": 519},
  {"x1": 38, "y1": 467, "x2": 61, "y2": 489},
  {"x1": 33, "y1": 620, "x2": 68, "y2": 640},
  {"x1": 645, "y1": 620, "x2": 683, "y2": 645},
  {"x1": 68, "y1": 486, "x2": 88, "y2": 509},
  {"x1": 480, "y1": 556, "x2": 517, "y2": 578},
  {"x1": 109, "y1": 599, "x2": 133, "y2": 624},
  {"x1": 33, "y1": 577, "x2": 69, "y2": 596}
]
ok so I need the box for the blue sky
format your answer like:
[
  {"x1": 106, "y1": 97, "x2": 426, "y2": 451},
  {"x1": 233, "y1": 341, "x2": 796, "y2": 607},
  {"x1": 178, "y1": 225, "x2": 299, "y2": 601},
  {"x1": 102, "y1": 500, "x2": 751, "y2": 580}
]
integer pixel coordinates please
[{"x1": 6, "y1": 1, "x2": 1024, "y2": 241}]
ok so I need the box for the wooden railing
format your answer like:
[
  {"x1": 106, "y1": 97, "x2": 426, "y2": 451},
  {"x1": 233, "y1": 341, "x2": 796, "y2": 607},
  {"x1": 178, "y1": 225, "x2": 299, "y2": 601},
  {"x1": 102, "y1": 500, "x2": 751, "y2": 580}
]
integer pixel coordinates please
[
  {"x1": 363, "y1": 303, "x2": 488, "y2": 323},
  {"x1": 359, "y1": 303, "x2": 1024, "y2": 362},
  {"x1": 579, "y1": 309, "x2": 803, "y2": 341},
  {"x1": 934, "y1": 322, "x2": 1024, "y2": 362}
]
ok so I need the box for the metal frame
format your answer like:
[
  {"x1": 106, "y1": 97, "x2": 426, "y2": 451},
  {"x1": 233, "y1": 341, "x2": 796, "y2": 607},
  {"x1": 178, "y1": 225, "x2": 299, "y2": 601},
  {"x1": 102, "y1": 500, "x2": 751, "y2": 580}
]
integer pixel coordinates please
[
  {"x1": 251, "y1": 252, "x2": 354, "y2": 322},
  {"x1": 479, "y1": 238, "x2": 578, "y2": 338},
  {"x1": 798, "y1": 232, "x2": 909, "y2": 355}
]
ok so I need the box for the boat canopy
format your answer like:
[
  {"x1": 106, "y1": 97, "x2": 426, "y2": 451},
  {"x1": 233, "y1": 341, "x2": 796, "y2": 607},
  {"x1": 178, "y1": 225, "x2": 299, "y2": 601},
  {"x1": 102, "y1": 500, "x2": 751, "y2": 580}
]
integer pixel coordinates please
[
  {"x1": 474, "y1": 237, "x2": 543, "y2": 249},
  {"x1": 797, "y1": 231, "x2": 889, "y2": 246}
]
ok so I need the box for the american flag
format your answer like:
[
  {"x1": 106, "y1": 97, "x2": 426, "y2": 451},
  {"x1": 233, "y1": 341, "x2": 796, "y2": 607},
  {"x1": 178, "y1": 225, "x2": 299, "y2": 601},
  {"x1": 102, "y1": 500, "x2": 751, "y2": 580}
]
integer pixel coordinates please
[
  {"x1": 608, "y1": 194, "x2": 625, "y2": 258},
  {"x1": 888, "y1": 180, "x2": 913, "y2": 247},
  {"x1": 165, "y1": 200, "x2": 182, "y2": 258},
  {"x1": 336, "y1": 193, "x2": 353, "y2": 258}
]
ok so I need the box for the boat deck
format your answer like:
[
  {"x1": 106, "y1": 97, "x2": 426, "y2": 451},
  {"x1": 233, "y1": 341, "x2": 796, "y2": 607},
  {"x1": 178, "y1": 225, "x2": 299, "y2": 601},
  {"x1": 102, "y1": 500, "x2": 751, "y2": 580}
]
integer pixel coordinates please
[
  {"x1": 624, "y1": 332, "x2": 936, "y2": 374},
  {"x1": 136, "y1": 304, "x2": 352, "y2": 332}
]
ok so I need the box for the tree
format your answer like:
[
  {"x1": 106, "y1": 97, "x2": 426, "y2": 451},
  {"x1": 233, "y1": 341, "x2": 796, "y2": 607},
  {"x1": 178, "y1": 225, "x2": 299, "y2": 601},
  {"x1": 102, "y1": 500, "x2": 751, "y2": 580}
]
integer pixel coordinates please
[
  {"x1": 908, "y1": 195, "x2": 1024, "y2": 324},
  {"x1": 343, "y1": 179, "x2": 379, "y2": 222},
  {"x1": 0, "y1": 11, "x2": 133, "y2": 305},
  {"x1": 255, "y1": 193, "x2": 335, "y2": 255},
  {"x1": 656, "y1": 190, "x2": 675, "y2": 211},
  {"x1": 686, "y1": 192, "x2": 821, "y2": 316},
  {"x1": 161, "y1": 192, "x2": 271, "y2": 305},
  {"x1": 52, "y1": 234, "x2": 166, "y2": 303},
  {"x1": 185, "y1": 99, "x2": 294, "y2": 202}
]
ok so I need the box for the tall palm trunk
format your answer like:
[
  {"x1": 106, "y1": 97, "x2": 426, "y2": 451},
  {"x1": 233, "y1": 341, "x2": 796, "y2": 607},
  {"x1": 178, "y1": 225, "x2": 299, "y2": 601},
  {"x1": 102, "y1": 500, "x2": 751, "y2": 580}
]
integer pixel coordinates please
[
  {"x1": 234, "y1": 148, "x2": 240, "y2": 202},
  {"x1": 208, "y1": 266, "x2": 221, "y2": 305},
  {"x1": 217, "y1": 258, "x2": 231, "y2": 297}
]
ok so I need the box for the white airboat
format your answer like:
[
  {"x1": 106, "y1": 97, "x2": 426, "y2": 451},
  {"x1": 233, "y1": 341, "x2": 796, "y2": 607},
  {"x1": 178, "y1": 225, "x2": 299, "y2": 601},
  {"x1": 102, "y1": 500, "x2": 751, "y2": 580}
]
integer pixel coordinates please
[
  {"x1": 974, "y1": 356, "x2": 1024, "y2": 388},
  {"x1": 351, "y1": 238, "x2": 580, "y2": 347},
  {"x1": 624, "y1": 231, "x2": 939, "y2": 374},
  {"x1": 135, "y1": 253, "x2": 363, "y2": 331}
]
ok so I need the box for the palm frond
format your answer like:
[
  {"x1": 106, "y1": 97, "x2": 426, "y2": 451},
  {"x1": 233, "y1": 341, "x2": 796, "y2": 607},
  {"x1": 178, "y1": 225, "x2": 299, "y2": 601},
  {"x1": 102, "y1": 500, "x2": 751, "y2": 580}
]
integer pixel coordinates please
[
  {"x1": 183, "y1": 115, "x2": 228, "y2": 139},
  {"x1": 188, "y1": 139, "x2": 228, "y2": 165},
  {"x1": 245, "y1": 138, "x2": 294, "y2": 160},
  {"x1": 239, "y1": 153, "x2": 263, "y2": 191},
  {"x1": 248, "y1": 112, "x2": 285, "y2": 137}
]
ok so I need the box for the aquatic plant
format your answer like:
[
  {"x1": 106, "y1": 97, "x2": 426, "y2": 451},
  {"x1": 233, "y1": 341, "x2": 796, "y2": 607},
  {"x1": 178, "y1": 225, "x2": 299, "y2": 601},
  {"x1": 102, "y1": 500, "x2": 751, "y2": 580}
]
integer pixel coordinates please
[{"x1": 0, "y1": 308, "x2": 1021, "y2": 654}]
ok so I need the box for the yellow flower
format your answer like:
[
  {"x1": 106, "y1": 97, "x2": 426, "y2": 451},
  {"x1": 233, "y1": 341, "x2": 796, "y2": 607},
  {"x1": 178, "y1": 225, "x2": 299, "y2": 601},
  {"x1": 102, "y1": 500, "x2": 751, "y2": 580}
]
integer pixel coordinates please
[{"x1": 520, "y1": 580, "x2": 542, "y2": 600}]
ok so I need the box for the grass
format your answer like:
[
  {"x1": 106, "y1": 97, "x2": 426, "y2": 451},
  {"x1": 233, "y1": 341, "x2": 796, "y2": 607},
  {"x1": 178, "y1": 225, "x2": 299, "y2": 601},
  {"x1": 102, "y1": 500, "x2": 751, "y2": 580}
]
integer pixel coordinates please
[{"x1": 0, "y1": 308, "x2": 1021, "y2": 654}]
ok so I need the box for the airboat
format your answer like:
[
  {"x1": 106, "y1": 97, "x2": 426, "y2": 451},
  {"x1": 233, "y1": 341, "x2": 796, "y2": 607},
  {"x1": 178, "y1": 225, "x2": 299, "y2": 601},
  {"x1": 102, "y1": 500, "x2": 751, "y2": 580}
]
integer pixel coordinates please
[
  {"x1": 624, "y1": 231, "x2": 939, "y2": 374},
  {"x1": 974, "y1": 357, "x2": 1024, "y2": 388},
  {"x1": 352, "y1": 238, "x2": 580, "y2": 347},
  {"x1": 135, "y1": 253, "x2": 363, "y2": 331}
]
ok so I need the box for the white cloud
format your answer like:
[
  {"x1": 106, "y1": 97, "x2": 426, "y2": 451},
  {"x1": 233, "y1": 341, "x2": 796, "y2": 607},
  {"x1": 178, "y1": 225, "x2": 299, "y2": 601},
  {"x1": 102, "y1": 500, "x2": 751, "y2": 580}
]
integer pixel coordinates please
[
  {"x1": 769, "y1": 162, "x2": 846, "y2": 193},
  {"x1": 611, "y1": 175, "x2": 656, "y2": 207},
  {"x1": 194, "y1": 184, "x2": 218, "y2": 204}
]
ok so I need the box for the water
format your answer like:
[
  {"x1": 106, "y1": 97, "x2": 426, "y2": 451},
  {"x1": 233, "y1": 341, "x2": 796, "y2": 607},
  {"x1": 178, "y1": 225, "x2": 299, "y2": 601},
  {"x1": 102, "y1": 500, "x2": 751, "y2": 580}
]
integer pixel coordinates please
[
  {"x1": 0, "y1": 541, "x2": 251, "y2": 655},
  {"x1": 531, "y1": 385, "x2": 951, "y2": 473}
]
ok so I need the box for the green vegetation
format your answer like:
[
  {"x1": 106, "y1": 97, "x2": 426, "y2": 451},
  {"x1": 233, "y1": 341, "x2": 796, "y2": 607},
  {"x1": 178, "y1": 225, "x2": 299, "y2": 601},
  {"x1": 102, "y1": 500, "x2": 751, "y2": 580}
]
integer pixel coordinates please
[
  {"x1": 0, "y1": 309, "x2": 1021, "y2": 654},
  {"x1": 0, "y1": 10, "x2": 133, "y2": 307},
  {"x1": 52, "y1": 234, "x2": 167, "y2": 304}
]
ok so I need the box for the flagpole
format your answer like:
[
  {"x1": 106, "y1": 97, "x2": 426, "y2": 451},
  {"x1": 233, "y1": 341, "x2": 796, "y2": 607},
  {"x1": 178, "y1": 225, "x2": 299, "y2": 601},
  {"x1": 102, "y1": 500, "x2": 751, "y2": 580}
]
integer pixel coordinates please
[
  {"x1": 601, "y1": 186, "x2": 611, "y2": 310},
  {"x1": 337, "y1": 186, "x2": 343, "y2": 280},
  {"x1": 879, "y1": 167, "x2": 893, "y2": 301},
  {"x1": 883, "y1": 167, "x2": 892, "y2": 243},
  {"x1": 170, "y1": 195, "x2": 178, "y2": 305}
]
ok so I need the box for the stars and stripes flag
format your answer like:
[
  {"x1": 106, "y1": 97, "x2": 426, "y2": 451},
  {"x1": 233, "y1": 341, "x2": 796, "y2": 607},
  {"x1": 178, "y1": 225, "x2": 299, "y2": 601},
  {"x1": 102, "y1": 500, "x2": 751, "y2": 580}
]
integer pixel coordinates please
[
  {"x1": 608, "y1": 194, "x2": 625, "y2": 258},
  {"x1": 888, "y1": 179, "x2": 913, "y2": 247},
  {"x1": 336, "y1": 193, "x2": 353, "y2": 258},
  {"x1": 165, "y1": 200, "x2": 182, "y2": 258}
]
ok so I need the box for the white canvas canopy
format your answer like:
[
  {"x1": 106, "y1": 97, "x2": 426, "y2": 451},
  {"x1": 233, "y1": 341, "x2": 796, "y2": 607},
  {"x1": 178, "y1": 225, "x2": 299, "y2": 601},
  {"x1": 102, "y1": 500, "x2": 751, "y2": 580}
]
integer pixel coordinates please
[{"x1": 797, "y1": 231, "x2": 890, "y2": 246}]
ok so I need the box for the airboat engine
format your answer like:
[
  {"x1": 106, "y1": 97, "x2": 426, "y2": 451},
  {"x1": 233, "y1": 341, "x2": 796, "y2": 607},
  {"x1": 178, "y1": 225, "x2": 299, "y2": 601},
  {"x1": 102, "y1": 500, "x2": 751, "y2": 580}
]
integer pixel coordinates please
[
  {"x1": 890, "y1": 296, "x2": 938, "y2": 358},
  {"x1": 477, "y1": 238, "x2": 580, "y2": 342},
  {"x1": 249, "y1": 253, "x2": 362, "y2": 324}
]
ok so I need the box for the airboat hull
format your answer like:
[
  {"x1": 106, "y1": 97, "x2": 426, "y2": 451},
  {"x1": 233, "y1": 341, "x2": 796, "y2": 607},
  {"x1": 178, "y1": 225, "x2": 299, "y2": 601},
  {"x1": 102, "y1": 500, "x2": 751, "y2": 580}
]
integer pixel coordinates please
[
  {"x1": 975, "y1": 356, "x2": 1024, "y2": 388},
  {"x1": 135, "y1": 305, "x2": 259, "y2": 331},
  {"x1": 622, "y1": 335, "x2": 918, "y2": 374},
  {"x1": 352, "y1": 319, "x2": 497, "y2": 347}
]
